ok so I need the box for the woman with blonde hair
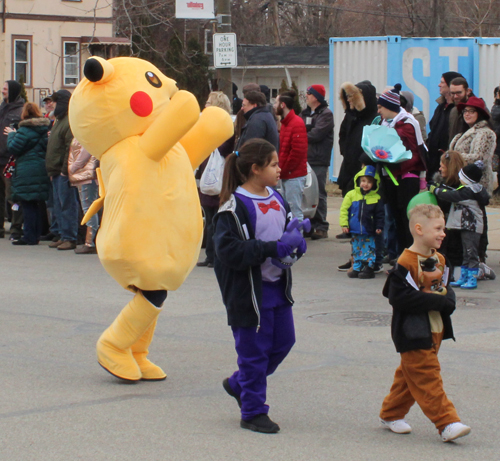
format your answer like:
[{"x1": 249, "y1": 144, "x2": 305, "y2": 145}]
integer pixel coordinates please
[
  {"x1": 5, "y1": 102, "x2": 50, "y2": 245},
  {"x1": 206, "y1": 91, "x2": 232, "y2": 113},
  {"x1": 196, "y1": 92, "x2": 235, "y2": 267}
]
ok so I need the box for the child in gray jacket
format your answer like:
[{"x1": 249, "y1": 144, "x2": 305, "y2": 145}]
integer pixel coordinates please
[{"x1": 431, "y1": 161, "x2": 490, "y2": 289}]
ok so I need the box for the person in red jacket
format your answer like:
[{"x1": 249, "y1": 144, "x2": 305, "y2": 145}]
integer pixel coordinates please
[{"x1": 276, "y1": 90, "x2": 308, "y2": 221}]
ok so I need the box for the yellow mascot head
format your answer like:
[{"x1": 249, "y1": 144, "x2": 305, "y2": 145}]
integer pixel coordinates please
[{"x1": 69, "y1": 56, "x2": 179, "y2": 159}]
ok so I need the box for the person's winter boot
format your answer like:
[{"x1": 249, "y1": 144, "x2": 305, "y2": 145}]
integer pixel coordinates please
[
  {"x1": 358, "y1": 265, "x2": 375, "y2": 279},
  {"x1": 130, "y1": 318, "x2": 166, "y2": 381},
  {"x1": 96, "y1": 291, "x2": 162, "y2": 381},
  {"x1": 450, "y1": 266, "x2": 468, "y2": 287},
  {"x1": 75, "y1": 227, "x2": 97, "y2": 254},
  {"x1": 461, "y1": 268, "x2": 478, "y2": 289}
]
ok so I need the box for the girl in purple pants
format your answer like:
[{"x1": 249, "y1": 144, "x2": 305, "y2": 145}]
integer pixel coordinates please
[{"x1": 213, "y1": 138, "x2": 307, "y2": 433}]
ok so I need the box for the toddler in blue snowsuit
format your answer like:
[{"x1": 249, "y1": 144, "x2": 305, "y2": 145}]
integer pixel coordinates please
[{"x1": 339, "y1": 165, "x2": 384, "y2": 279}]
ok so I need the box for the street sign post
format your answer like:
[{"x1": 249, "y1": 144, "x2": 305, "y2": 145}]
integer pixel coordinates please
[{"x1": 213, "y1": 33, "x2": 237, "y2": 68}]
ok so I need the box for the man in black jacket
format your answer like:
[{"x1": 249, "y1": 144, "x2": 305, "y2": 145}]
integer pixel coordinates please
[
  {"x1": 236, "y1": 91, "x2": 278, "y2": 151},
  {"x1": 426, "y1": 72, "x2": 462, "y2": 180},
  {"x1": 0, "y1": 80, "x2": 24, "y2": 238},
  {"x1": 300, "y1": 84, "x2": 334, "y2": 240}
]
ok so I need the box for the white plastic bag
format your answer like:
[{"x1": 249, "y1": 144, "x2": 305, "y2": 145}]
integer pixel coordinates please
[{"x1": 200, "y1": 148, "x2": 225, "y2": 196}]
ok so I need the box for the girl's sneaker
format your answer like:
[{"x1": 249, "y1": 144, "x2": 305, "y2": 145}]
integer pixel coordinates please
[{"x1": 240, "y1": 414, "x2": 280, "y2": 433}]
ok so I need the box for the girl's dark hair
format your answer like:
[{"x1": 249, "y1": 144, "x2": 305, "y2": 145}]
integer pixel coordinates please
[
  {"x1": 219, "y1": 138, "x2": 276, "y2": 205},
  {"x1": 21, "y1": 102, "x2": 42, "y2": 120}
]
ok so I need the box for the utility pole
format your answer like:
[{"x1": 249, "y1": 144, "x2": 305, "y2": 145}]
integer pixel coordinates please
[
  {"x1": 270, "y1": 0, "x2": 281, "y2": 46},
  {"x1": 431, "y1": 0, "x2": 441, "y2": 36},
  {"x1": 216, "y1": 0, "x2": 232, "y2": 104}
]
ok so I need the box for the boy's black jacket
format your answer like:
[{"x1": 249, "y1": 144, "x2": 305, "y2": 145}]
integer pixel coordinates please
[
  {"x1": 213, "y1": 194, "x2": 293, "y2": 328},
  {"x1": 383, "y1": 262, "x2": 456, "y2": 353}
]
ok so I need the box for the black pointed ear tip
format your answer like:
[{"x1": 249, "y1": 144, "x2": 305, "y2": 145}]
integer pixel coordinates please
[{"x1": 84, "y1": 58, "x2": 104, "y2": 82}]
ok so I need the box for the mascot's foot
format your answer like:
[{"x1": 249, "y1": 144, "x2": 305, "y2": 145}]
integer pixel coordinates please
[
  {"x1": 132, "y1": 319, "x2": 167, "y2": 381},
  {"x1": 98, "y1": 359, "x2": 139, "y2": 383},
  {"x1": 97, "y1": 291, "x2": 162, "y2": 382},
  {"x1": 135, "y1": 359, "x2": 166, "y2": 381}
]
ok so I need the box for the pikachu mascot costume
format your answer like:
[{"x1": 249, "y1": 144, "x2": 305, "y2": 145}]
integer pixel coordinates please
[{"x1": 69, "y1": 57, "x2": 234, "y2": 382}]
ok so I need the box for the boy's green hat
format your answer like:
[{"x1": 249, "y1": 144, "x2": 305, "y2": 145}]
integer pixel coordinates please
[{"x1": 406, "y1": 191, "x2": 438, "y2": 218}]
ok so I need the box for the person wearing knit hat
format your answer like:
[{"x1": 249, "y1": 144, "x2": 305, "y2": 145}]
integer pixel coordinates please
[
  {"x1": 377, "y1": 84, "x2": 402, "y2": 114},
  {"x1": 306, "y1": 85, "x2": 326, "y2": 104},
  {"x1": 376, "y1": 83, "x2": 427, "y2": 252},
  {"x1": 442, "y1": 71, "x2": 463, "y2": 87},
  {"x1": 432, "y1": 160, "x2": 490, "y2": 289},
  {"x1": 300, "y1": 83, "x2": 333, "y2": 240}
]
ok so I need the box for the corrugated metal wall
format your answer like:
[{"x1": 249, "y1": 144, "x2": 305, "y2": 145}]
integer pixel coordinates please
[
  {"x1": 477, "y1": 41, "x2": 500, "y2": 109},
  {"x1": 330, "y1": 38, "x2": 388, "y2": 179}
]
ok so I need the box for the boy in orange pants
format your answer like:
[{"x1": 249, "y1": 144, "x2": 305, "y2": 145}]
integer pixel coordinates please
[{"x1": 379, "y1": 204, "x2": 471, "y2": 442}]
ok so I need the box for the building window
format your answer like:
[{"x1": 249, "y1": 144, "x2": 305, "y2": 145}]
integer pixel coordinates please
[
  {"x1": 63, "y1": 41, "x2": 80, "y2": 86},
  {"x1": 13, "y1": 38, "x2": 31, "y2": 86},
  {"x1": 204, "y1": 29, "x2": 213, "y2": 55}
]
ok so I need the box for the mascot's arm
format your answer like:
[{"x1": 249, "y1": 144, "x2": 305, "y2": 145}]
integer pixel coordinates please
[
  {"x1": 179, "y1": 106, "x2": 234, "y2": 170},
  {"x1": 82, "y1": 168, "x2": 105, "y2": 225},
  {"x1": 139, "y1": 90, "x2": 200, "y2": 162}
]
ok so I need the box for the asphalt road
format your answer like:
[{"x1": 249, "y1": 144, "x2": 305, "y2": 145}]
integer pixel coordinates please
[{"x1": 1, "y1": 197, "x2": 499, "y2": 460}]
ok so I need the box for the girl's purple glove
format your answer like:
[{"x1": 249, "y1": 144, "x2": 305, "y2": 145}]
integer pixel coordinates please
[
  {"x1": 272, "y1": 218, "x2": 310, "y2": 268},
  {"x1": 279, "y1": 218, "x2": 311, "y2": 249},
  {"x1": 276, "y1": 241, "x2": 294, "y2": 258}
]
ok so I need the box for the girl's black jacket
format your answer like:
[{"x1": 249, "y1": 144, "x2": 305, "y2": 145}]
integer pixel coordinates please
[
  {"x1": 213, "y1": 193, "x2": 293, "y2": 329},
  {"x1": 383, "y1": 263, "x2": 456, "y2": 353}
]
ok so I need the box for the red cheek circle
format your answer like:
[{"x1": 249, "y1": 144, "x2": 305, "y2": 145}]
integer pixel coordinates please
[{"x1": 130, "y1": 91, "x2": 153, "y2": 117}]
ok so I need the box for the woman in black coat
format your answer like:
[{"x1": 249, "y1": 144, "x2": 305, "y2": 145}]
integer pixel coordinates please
[
  {"x1": 5, "y1": 103, "x2": 50, "y2": 245},
  {"x1": 337, "y1": 80, "x2": 378, "y2": 197}
]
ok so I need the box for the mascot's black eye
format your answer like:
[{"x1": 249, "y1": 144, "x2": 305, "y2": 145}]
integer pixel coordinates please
[{"x1": 145, "y1": 71, "x2": 162, "y2": 88}]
